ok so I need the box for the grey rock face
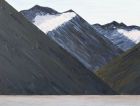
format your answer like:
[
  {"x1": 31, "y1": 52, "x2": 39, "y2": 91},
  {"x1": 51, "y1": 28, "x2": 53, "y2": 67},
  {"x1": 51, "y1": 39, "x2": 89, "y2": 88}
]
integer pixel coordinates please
[
  {"x1": 47, "y1": 15, "x2": 122, "y2": 71},
  {"x1": 21, "y1": 7, "x2": 122, "y2": 72},
  {"x1": 0, "y1": 0, "x2": 116, "y2": 95}
]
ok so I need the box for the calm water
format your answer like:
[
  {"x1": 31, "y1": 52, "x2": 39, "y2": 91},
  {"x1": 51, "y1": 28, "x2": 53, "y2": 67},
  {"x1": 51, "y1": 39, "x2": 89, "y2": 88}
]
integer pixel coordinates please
[{"x1": 0, "y1": 96, "x2": 139, "y2": 106}]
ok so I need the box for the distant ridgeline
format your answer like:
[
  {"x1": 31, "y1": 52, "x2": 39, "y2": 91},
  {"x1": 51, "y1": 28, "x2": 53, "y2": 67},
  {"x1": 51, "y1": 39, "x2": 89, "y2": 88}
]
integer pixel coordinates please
[{"x1": 93, "y1": 21, "x2": 140, "y2": 51}]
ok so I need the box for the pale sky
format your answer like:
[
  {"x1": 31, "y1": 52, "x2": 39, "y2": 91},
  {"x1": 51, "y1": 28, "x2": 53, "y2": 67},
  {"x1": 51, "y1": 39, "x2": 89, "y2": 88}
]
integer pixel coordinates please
[{"x1": 5, "y1": 0, "x2": 140, "y2": 25}]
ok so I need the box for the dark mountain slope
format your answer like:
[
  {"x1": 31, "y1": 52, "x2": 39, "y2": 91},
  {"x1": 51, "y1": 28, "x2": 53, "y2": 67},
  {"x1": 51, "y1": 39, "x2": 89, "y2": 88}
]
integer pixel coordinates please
[
  {"x1": 21, "y1": 6, "x2": 122, "y2": 72},
  {"x1": 0, "y1": 0, "x2": 116, "y2": 95},
  {"x1": 97, "y1": 43, "x2": 140, "y2": 94}
]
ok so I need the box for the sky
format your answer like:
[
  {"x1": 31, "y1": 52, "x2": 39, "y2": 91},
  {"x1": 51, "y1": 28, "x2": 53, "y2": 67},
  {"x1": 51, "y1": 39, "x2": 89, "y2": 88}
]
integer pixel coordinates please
[{"x1": 5, "y1": 0, "x2": 140, "y2": 26}]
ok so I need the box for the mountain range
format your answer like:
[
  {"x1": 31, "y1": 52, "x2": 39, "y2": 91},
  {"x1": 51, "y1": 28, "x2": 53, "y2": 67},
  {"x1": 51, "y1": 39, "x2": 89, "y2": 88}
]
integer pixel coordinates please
[
  {"x1": 0, "y1": 0, "x2": 116, "y2": 95},
  {"x1": 94, "y1": 22, "x2": 140, "y2": 94},
  {"x1": 1, "y1": 0, "x2": 140, "y2": 95},
  {"x1": 21, "y1": 5, "x2": 122, "y2": 72}
]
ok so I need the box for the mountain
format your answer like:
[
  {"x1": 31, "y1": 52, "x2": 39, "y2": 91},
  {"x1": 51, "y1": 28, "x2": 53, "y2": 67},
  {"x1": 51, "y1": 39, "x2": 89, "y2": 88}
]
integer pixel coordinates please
[
  {"x1": 93, "y1": 21, "x2": 140, "y2": 51},
  {"x1": 97, "y1": 42, "x2": 140, "y2": 94},
  {"x1": 21, "y1": 5, "x2": 60, "y2": 23},
  {"x1": 0, "y1": 0, "x2": 116, "y2": 95},
  {"x1": 21, "y1": 6, "x2": 122, "y2": 72}
]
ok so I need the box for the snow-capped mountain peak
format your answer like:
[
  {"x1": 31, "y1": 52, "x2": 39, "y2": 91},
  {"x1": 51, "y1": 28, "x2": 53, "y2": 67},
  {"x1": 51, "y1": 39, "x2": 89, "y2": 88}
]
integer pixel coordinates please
[
  {"x1": 21, "y1": 5, "x2": 77, "y2": 33},
  {"x1": 21, "y1": 5, "x2": 60, "y2": 22},
  {"x1": 93, "y1": 22, "x2": 140, "y2": 51}
]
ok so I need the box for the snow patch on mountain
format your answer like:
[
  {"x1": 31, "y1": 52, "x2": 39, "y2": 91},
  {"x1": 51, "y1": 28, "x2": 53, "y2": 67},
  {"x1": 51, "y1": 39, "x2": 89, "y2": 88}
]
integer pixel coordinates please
[
  {"x1": 33, "y1": 12, "x2": 76, "y2": 33},
  {"x1": 117, "y1": 29, "x2": 140, "y2": 44}
]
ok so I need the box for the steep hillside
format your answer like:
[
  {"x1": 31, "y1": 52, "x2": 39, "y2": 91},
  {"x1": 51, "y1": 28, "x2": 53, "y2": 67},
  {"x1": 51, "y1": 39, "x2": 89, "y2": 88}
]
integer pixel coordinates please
[
  {"x1": 93, "y1": 21, "x2": 140, "y2": 51},
  {"x1": 21, "y1": 6, "x2": 122, "y2": 72},
  {"x1": 0, "y1": 0, "x2": 116, "y2": 95},
  {"x1": 97, "y1": 43, "x2": 140, "y2": 94}
]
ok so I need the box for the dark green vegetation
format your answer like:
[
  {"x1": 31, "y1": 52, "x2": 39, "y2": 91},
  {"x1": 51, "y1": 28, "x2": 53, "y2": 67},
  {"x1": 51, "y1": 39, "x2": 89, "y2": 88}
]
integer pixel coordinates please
[
  {"x1": 0, "y1": 0, "x2": 116, "y2": 95},
  {"x1": 97, "y1": 43, "x2": 140, "y2": 94}
]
